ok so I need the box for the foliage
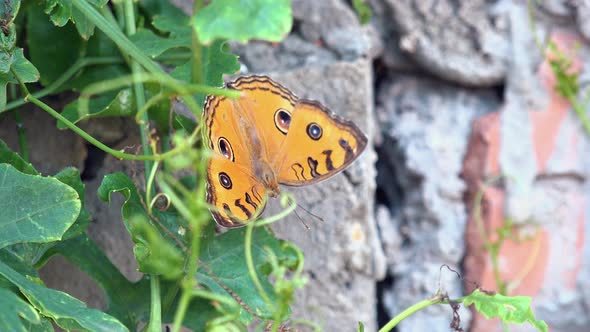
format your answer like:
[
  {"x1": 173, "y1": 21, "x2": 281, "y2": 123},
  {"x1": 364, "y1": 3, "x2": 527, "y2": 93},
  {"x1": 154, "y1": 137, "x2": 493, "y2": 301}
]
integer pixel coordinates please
[
  {"x1": 376, "y1": 289, "x2": 547, "y2": 332},
  {"x1": 1, "y1": 0, "x2": 303, "y2": 331},
  {"x1": 0, "y1": 0, "x2": 549, "y2": 331},
  {"x1": 352, "y1": 0, "x2": 372, "y2": 25},
  {"x1": 463, "y1": 290, "x2": 548, "y2": 331},
  {"x1": 527, "y1": 0, "x2": 590, "y2": 136},
  {"x1": 546, "y1": 41, "x2": 590, "y2": 136}
]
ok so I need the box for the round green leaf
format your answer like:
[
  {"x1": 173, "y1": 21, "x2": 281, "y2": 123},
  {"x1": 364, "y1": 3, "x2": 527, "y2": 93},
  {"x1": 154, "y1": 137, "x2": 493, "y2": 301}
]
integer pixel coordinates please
[
  {"x1": 194, "y1": 0, "x2": 292, "y2": 45},
  {"x1": 0, "y1": 164, "x2": 80, "y2": 249}
]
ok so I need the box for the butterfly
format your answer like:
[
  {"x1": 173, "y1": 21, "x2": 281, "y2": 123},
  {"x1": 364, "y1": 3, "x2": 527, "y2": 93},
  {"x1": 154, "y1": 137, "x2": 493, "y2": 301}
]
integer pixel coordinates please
[{"x1": 203, "y1": 75, "x2": 367, "y2": 228}]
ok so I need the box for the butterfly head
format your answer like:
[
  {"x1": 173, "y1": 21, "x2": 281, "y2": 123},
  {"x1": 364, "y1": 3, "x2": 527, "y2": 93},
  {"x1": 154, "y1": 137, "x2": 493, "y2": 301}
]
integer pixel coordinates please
[{"x1": 256, "y1": 161, "x2": 280, "y2": 197}]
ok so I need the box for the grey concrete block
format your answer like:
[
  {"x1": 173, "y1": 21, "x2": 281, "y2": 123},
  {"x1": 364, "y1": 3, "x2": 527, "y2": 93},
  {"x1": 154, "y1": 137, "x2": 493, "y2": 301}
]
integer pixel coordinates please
[
  {"x1": 375, "y1": 76, "x2": 499, "y2": 331},
  {"x1": 262, "y1": 59, "x2": 381, "y2": 332}
]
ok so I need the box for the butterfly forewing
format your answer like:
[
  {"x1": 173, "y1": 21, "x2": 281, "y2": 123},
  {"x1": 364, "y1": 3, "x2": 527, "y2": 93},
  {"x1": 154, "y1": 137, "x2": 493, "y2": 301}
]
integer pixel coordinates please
[{"x1": 273, "y1": 100, "x2": 368, "y2": 186}]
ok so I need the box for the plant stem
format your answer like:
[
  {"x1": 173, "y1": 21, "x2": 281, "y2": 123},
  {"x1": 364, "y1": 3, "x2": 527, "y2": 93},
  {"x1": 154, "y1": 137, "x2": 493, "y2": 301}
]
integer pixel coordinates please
[
  {"x1": 123, "y1": 0, "x2": 153, "y2": 190},
  {"x1": 191, "y1": 0, "x2": 205, "y2": 85},
  {"x1": 10, "y1": 68, "x2": 178, "y2": 161},
  {"x1": 158, "y1": 175, "x2": 208, "y2": 332},
  {"x1": 245, "y1": 224, "x2": 272, "y2": 306},
  {"x1": 71, "y1": 0, "x2": 165, "y2": 76},
  {"x1": 378, "y1": 296, "x2": 443, "y2": 332},
  {"x1": 171, "y1": 291, "x2": 191, "y2": 332},
  {"x1": 4, "y1": 57, "x2": 123, "y2": 111},
  {"x1": 147, "y1": 275, "x2": 162, "y2": 332},
  {"x1": 170, "y1": 217, "x2": 206, "y2": 332},
  {"x1": 12, "y1": 110, "x2": 29, "y2": 162},
  {"x1": 8, "y1": 84, "x2": 29, "y2": 162},
  {"x1": 146, "y1": 161, "x2": 160, "y2": 214}
]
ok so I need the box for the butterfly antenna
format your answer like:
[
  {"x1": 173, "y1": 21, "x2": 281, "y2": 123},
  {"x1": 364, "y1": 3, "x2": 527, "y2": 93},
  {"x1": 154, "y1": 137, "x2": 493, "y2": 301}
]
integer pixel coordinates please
[
  {"x1": 295, "y1": 203, "x2": 325, "y2": 223},
  {"x1": 293, "y1": 209, "x2": 311, "y2": 230}
]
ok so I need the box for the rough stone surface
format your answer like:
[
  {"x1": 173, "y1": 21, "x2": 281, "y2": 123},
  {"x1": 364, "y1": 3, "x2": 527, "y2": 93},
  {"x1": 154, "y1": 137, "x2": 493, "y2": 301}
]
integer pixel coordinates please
[
  {"x1": 232, "y1": 0, "x2": 381, "y2": 74},
  {"x1": 375, "y1": 76, "x2": 499, "y2": 331},
  {"x1": 383, "y1": 0, "x2": 511, "y2": 86},
  {"x1": 257, "y1": 59, "x2": 382, "y2": 332},
  {"x1": 39, "y1": 118, "x2": 142, "y2": 310},
  {"x1": 576, "y1": 1, "x2": 590, "y2": 42},
  {"x1": 0, "y1": 105, "x2": 86, "y2": 175},
  {"x1": 367, "y1": 0, "x2": 418, "y2": 71},
  {"x1": 539, "y1": 0, "x2": 575, "y2": 18},
  {"x1": 462, "y1": 31, "x2": 590, "y2": 331}
]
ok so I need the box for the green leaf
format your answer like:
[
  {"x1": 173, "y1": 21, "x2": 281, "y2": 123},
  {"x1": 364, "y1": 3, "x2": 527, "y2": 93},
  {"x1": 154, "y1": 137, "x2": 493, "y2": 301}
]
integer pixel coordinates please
[
  {"x1": 43, "y1": 0, "x2": 71, "y2": 27},
  {"x1": 463, "y1": 289, "x2": 548, "y2": 332},
  {"x1": 42, "y1": 0, "x2": 107, "y2": 37},
  {"x1": 130, "y1": 28, "x2": 190, "y2": 58},
  {"x1": 0, "y1": 288, "x2": 42, "y2": 332},
  {"x1": 0, "y1": 140, "x2": 36, "y2": 175},
  {"x1": 9, "y1": 49, "x2": 39, "y2": 83},
  {"x1": 0, "y1": 46, "x2": 40, "y2": 112},
  {"x1": 0, "y1": 259, "x2": 128, "y2": 332},
  {"x1": 162, "y1": 286, "x2": 227, "y2": 331},
  {"x1": 352, "y1": 0, "x2": 372, "y2": 25},
  {"x1": 58, "y1": 89, "x2": 136, "y2": 129},
  {"x1": 194, "y1": 0, "x2": 292, "y2": 45},
  {"x1": 0, "y1": 0, "x2": 20, "y2": 25},
  {"x1": 0, "y1": 144, "x2": 88, "y2": 265},
  {"x1": 0, "y1": 164, "x2": 80, "y2": 249},
  {"x1": 98, "y1": 173, "x2": 186, "y2": 277},
  {"x1": 0, "y1": 248, "x2": 42, "y2": 291},
  {"x1": 128, "y1": 214, "x2": 184, "y2": 279},
  {"x1": 357, "y1": 321, "x2": 365, "y2": 332},
  {"x1": 26, "y1": 5, "x2": 83, "y2": 86},
  {"x1": 71, "y1": 5, "x2": 96, "y2": 39},
  {"x1": 202, "y1": 40, "x2": 240, "y2": 87},
  {"x1": 132, "y1": 4, "x2": 239, "y2": 107},
  {"x1": 62, "y1": 29, "x2": 127, "y2": 92},
  {"x1": 197, "y1": 227, "x2": 298, "y2": 323},
  {"x1": 41, "y1": 235, "x2": 151, "y2": 328},
  {"x1": 54, "y1": 167, "x2": 90, "y2": 239},
  {"x1": 170, "y1": 40, "x2": 239, "y2": 87},
  {"x1": 21, "y1": 317, "x2": 54, "y2": 332},
  {"x1": 145, "y1": 83, "x2": 174, "y2": 134}
]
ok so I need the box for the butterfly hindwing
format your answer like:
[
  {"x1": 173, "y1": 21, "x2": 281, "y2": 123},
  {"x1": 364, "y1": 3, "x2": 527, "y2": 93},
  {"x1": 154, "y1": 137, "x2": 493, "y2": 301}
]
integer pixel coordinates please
[
  {"x1": 206, "y1": 154, "x2": 267, "y2": 228},
  {"x1": 273, "y1": 100, "x2": 368, "y2": 186}
]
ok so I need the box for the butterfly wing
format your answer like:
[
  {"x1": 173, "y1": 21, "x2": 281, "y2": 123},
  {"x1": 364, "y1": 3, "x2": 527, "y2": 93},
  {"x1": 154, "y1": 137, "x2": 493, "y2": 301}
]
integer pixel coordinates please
[
  {"x1": 273, "y1": 100, "x2": 368, "y2": 186},
  {"x1": 205, "y1": 76, "x2": 297, "y2": 161},
  {"x1": 206, "y1": 154, "x2": 267, "y2": 227},
  {"x1": 204, "y1": 77, "x2": 280, "y2": 227}
]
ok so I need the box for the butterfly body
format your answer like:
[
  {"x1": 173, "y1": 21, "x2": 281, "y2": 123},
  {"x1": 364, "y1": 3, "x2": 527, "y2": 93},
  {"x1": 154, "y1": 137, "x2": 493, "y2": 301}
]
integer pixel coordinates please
[{"x1": 204, "y1": 76, "x2": 367, "y2": 228}]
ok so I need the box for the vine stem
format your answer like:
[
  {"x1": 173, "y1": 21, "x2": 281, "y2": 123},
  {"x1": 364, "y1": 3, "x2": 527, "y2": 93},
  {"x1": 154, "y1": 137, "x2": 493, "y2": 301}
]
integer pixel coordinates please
[
  {"x1": 12, "y1": 110, "x2": 28, "y2": 161},
  {"x1": 9, "y1": 70, "x2": 235, "y2": 162},
  {"x1": 245, "y1": 224, "x2": 272, "y2": 306},
  {"x1": 4, "y1": 57, "x2": 122, "y2": 111},
  {"x1": 243, "y1": 193, "x2": 298, "y2": 331},
  {"x1": 191, "y1": 0, "x2": 204, "y2": 85},
  {"x1": 123, "y1": 0, "x2": 153, "y2": 189},
  {"x1": 147, "y1": 275, "x2": 161, "y2": 332},
  {"x1": 71, "y1": 0, "x2": 165, "y2": 76},
  {"x1": 158, "y1": 174, "x2": 208, "y2": 332},
  {"x1": 9, "y1": 68, "x2": 175, "y2": 161},
  {"x1": 378, "y1": 296, "x2": 444, "y2": 332},
  {"x1": 8, "y1": 84, "x2": 29, "y2": 161},
  {"x1": 145, "y1": 161, "x2": 160, "y2": 215}
]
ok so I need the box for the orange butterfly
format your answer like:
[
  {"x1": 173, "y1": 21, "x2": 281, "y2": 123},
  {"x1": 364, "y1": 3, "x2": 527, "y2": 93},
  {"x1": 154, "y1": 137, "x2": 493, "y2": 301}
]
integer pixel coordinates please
[{"x1": 203, "y1": 75, "x2": 367, "y2": 227}]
